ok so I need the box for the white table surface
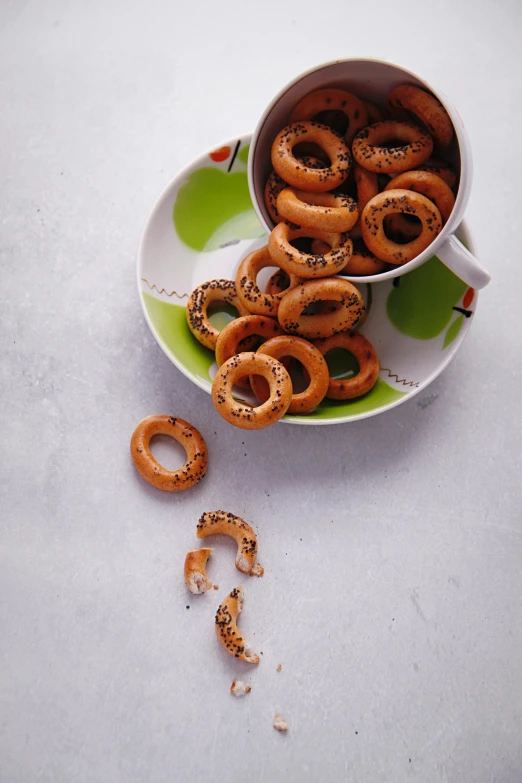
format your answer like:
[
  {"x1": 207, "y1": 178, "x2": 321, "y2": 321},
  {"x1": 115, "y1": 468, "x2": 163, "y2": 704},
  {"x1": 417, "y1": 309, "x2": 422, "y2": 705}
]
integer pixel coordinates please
[{"x1": 1, "y1": 1, "x2": 521, "y2": 781}]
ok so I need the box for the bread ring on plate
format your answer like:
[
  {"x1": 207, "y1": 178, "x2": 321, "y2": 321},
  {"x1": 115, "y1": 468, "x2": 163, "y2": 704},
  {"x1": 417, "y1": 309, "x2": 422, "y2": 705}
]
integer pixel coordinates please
[
  {"x1": 212, "y1": 352, "x2": 292, "y2": 429},
  {"x1": 251, "y1": 335, "x2": 329, "y2": 414},
  {"x1": 184, "y1": 548, "x2": 213, "y2": 594},
  {"x1": 186, "y1": 279, "x2": 250, "y2": 351},
  {"x1": 197, "y1": 510, "x2": 259, "y2": 575},
  {"x1": 361, "y1": 188, "x2": 442, "y2": 264},
  {"x1": 271, "y1": 121, "x2": 351, "y2": 192},
  {"x1": 384, "y1": 170, "x2": 455, "y2": 223},
  {"x1": 289, "y1": 88, "x2": 368, "y2": 143},
  {"x1": 352, "y1": 121, "x2": 433, "y2": 174},
  {"x1": 130, "y1": 415, "x2": 207, "y2": 492},
  {"x1": 276, "y1": 188, "x2": 358, "y2": 233},
  {"x1": 215, "y1": 314, "x2": 285, "y2": 388},
  {"x1": 268, "y1": 223, "x2": 352, "y2": 278},
  {"x1": 215, "y1": 587, "x2": 260, "y2": 663},
  {"x1": 278, "y1": 278, "x2": 365, "y2": 339},
  {"x1": 419, "y1": 158, "x2": 457, "y2": 190},
  {"x1": 314, "y1": 330, "x2": 380, "y2": 399},
  {"x1": 385, "y1": 84, "x2": 453, "y2": 147},
  {"x1": 235, "y1": 246, "x2": 302, "y2": 317}
]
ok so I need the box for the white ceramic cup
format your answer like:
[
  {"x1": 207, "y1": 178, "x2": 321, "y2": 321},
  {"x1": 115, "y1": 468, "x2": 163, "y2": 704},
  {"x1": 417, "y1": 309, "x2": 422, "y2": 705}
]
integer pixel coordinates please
[{"x1": 248, "y1": 58, "x2": 490, "y2": 290}]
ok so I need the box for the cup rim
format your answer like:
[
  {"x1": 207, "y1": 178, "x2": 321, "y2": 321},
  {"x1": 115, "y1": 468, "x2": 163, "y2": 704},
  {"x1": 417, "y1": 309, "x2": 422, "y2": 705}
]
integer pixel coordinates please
[{"x1": 247, "y1": 56, "x2": 473, "y2": 283}]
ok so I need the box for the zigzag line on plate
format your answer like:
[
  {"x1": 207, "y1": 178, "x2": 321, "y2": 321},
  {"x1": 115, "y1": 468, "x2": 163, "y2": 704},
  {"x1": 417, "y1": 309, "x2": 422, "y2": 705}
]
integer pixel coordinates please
[
  {"x1": 141, "y1": 278, "x2": 188, "y2": 299},
  {"x1": 380, "y1": 368, "x2": 420, "y2": 388}
]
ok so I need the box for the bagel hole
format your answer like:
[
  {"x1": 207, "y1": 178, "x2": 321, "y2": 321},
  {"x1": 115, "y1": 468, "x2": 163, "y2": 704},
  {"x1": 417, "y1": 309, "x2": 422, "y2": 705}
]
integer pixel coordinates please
[
  {"x1": 149, "y1": 434, "x2": 187, "y2": 471},
  {"x1": 207, "y1": 302, "x2": 242, "y2": 331},
  {"x1": 290, "y1": 236, "x2": 314, "y2": 253},
  {"x1": 302, "y1": 299, "x2": 341, "y2": 315},
  {"x1": 288, "y1": 359, "x2": 310, "y2": 393},
  {"x1": 255, "y1": 265, "x2": 284, "y2": 293},
  {"x1": 383, "y1": 214, "x2": 422, "y2": 243},
  {"x1": 378, "y1": 139, "x2": 410, "y2": 150},
  {"x1": 312, "y1": 110, "x2": 349, "y2": 136},
  {"x1": 324, "y1": 348, "x2": 360, "y2": 380},
  {"x1": 293, "y1": 142, "x2": 330, "y2": 166},
  {"x1": 264, "y1": 268, "x2": 291, "y2": 295}
]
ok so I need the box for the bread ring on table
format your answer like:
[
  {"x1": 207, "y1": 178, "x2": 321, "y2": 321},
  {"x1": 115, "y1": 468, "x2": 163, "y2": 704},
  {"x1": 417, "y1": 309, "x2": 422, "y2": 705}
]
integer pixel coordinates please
[
  {"x1": 212, "y1": 352, "x2": 292, "y2": 429},
  {"x1": 250, "y1": 335, "x2": 329, "y2": 414},
  {"x1": 197, "y1": 510, "x2": 259, "y2": 575},
  {"x1": 184, "y1": 548, "x2": 213, "y2": 594},
  {"x1": 264, "y1": 156, "x2": 325, "y2": 224},
  {"x1": 271, "y1": 122, "x2": 351, "y2": 192},
  {"x1": 385, "y1": 84, "x2": 453, "y2": 147},
  {"x1": 419, "y1": 158, "x2": 457, "y2": 190},
  {"x1": 352, "y1": 121, "x2": 433, "y2": 174},
  {"x1": 130, "y1": 416, "x2": 208, "y2": 492},
  {"x1": 235, "y1": 246, "x2": 302, "y2": 317},
  {"x1": 314, "y1": 330, "x2": 380, "y2": 399},
  {"x1": 384, "y1": 170, "x2": 455, "y2": 223},
  {"x1": 186, "y1": 279, "x2": 250, "y2": 351},
  {"x1": 276, "y1": 188, "x2": 358, "y2": 233},
  {"x1": 278, "y1": 278, "x2": 365, "y2": 339},
  {"x1": 215, "y1": 586, "x2": 260, "y2": 663},
  {"x1": 268, "y1": 223, "x2": 352, "y2": 279},
  {"x1": 215, "y1": 314, "x2": 285, "y2": 388},
  {"x1": 289, "y1": 88, "x2": 368, "y2": 143},
  {"x1": 361, "y1": 188, "x2": 442, "y2": 264}
]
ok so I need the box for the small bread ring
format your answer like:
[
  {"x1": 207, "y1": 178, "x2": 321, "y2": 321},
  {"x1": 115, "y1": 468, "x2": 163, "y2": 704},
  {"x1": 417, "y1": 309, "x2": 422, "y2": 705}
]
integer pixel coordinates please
[
  {"x1": 278, "y1": 278, "x2": 365, "y2": 339},
  {"x1": 314, "y1": 330, "x2": 380, "y2": 399},
  {"x1": 352, "y1": 121, "x2": 433, "y2": 174},
  {"x1": 197, "y1": 510, "x2": 259, "y2": 574},
  {"x1": 130, "y1": 416, "x2": 208, "y2": 492},
  {"x1": 351, "y1": 163, "x2": 380, "y2": 237},
  {"x1": 385, "y1": 84, "x2": 453, "y2": 147},
  {"x1": 212, "y1": 352, "x2": 292, "y2": 429},
  {"x1": 271, "y1": 122, "x2": 351, "y2": 193},
  {"x1": 215, "y1": 315, "x2": 285, "y2": 388},
  {"x1": 384, "y1": 170, "x2": 455, "y2": 223},
  {"x1": 215, "y1": 586, "x2": 259, "y2": 664},
  {"x1": 268, "y1": 223, "x2": 352, "y2": 279},
  {"x1": 361, "y1": 189, "x2": 442, "y2": 264},
  {"x1": 251, "y1": 335, "x2": 329, "y2": 414},
  {"x1": 186, "y1": 279, "x2": 250, "y2": 351},
  {"x1": 264, "y1": 156, "x2": 325, "y2": 223},
  {"x1": 184, "y1": 548, "x2": 213, "y2": 594},
  {"x1": 235, "y1": 247, "x2": 302, "y2": 317},
  {"x1": 341, "y1": 240, "x2": 386, "y2": 275},
  {"x1": 419, "y1": 158, "x2": 457, "y2": 190},
  {"x1": 276, "y1": 188, "x2": 358, "y2": 233},
  {"x1": 289, "y1": 88, "x2": 368, "y2": 143}
]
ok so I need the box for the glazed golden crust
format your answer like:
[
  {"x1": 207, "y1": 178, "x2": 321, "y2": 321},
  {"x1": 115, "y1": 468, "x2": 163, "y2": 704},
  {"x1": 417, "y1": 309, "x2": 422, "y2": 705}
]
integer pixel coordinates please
[
  {"x1": 385, "y1": 84, "x2": 453, "y2": 147},
  {"x1": 384, "y1": 170, "x2": 455, "y2": 223},
  {"x1": 130, "y1": 416, "x2": 207, "y2": 492},
  {"x1": 361, "y1": 188, "x2": 442, "y2": 264},
  {"x1": 268, "y1": 223, "x2": 352, "y2": 279},
  {"x1": 186, "y1": 279, "x2": 250, "y2": 351},
  {"x1": 235, "y1": 247, "x2": 302, "y2": 317},
  {"x1": 215, "y1": 587, "x2": 260, "y2": 664},
  {"x1": 197, "y1": 510, "x2": 258, "y2": 574},
  {"x1": 276, "y1": 188, "x2": 358, "y2": 233},
  {"x1": 352, "y1": 121, "x2": 433, "y2": 174},
  {"x1": 277, "y1": 278, "x2": 365, "y2": 339},
  {"x1": 314, "y1": 330, "x2": 380, "y2": 399},
  {"x1": 290, "y1": 88, "x2": 368, "y2": 143},
  {"x1": 211, "y1": 352, "x2": 292, "y2": 430},
  {"x1": 271, "y1": 122, "x2": 351, "y2": 192}
]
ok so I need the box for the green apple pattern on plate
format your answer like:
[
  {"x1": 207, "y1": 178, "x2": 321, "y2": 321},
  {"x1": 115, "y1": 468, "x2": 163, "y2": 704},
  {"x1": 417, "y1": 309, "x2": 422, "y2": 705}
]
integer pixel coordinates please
[{"x1": 138, "y1": 134, "x2": 478, "y2": 425}]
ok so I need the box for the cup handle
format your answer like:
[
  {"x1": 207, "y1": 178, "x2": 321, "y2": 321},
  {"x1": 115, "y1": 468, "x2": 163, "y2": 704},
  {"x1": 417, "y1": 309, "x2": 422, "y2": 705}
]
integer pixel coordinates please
[{"x1": 436, "y1": 234, "x2": 491, "y2": 289}]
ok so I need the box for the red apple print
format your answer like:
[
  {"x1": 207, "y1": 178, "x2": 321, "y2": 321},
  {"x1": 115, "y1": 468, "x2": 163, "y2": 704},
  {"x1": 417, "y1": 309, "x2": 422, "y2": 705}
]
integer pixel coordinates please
[
  {"x1": 209, "y1": 146, "x2": 231, "y2": 162},
  {"x1": 463, "y1": 288, "x2": 474, "y2": 308}
]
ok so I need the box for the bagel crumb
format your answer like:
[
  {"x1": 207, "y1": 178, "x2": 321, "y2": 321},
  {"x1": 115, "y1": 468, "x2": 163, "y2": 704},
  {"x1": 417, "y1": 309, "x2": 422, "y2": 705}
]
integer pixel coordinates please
[
  {"x1": 273, "y1": 714, "x2": 288, "y2": 732},
  {"x1": 230, "y1": 680, "x2": 251, "y2": 697},
  {"x1": 213, "y1": 584, "x2": 219, "y2": 590},
  {"x1": 251, "y1": 563, "x2": 264, "y2": 577},
  {"x1": 277, "y1": 664, "x2": 282, "y2": 672}
]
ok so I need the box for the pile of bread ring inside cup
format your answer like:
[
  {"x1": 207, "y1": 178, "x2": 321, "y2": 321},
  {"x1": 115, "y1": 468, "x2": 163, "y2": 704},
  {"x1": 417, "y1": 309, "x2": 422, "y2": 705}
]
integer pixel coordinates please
[{"x1": 185, "y1": 83, "x2": 457, "y2": 431}]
